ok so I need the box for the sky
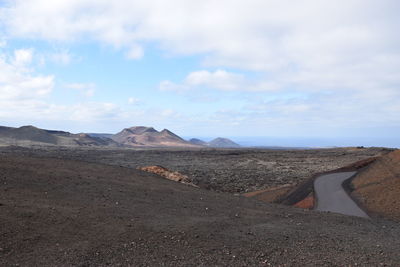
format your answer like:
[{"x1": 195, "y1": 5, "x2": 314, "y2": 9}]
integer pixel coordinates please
[{"x1": 0, "y1": 0, "x2": 399, "y2": 147}]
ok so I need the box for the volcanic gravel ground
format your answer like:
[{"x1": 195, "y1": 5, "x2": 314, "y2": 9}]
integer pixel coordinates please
[
  {"x1": 0, "y1": 146, "x2": 389, "y2": 193},
  {"x1": 1, "y1": 155, "x2": 400, "y2": 266}
]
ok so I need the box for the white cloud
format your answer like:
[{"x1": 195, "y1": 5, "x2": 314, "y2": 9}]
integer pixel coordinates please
[
  {"x1": 1, "y1": 0, "x2": 391, "y2": 95},
  {"x1": 13, "y1": 48, "x2": 34, "y2": 66},
  {"x1": 185, "y1": 70, "x2": 243, "y2": 90},
  {"x1": 1, "y1": 0, "x2": 399, "y2": 94},
  {"x1": 0, "y1": 47, "x2": 58, "y2": 123},
  {"x1": 0, "y1": 49, "x2": 54, "y2": 101},
  {"x1": 66, "y1": 83, "x2": 95, "y2": 97},
  {"x1": 50, "y1": 49, "x2": 72, "y2": 65},
  {"x1": 1, "y1": 0, "x2": 397, "y2": 71},
  {"x1": 0, "y1": 47, "x2": 147, "y2": 131},
  {"x1": 0, "y1": 52, "x2": 123, "y2": 127},
  {"x1": 160, "y1": 69, "x2": 279, "y2": 92},
  {"x1": 125, "y1": 45, "x2": 144, "y2": 60}
]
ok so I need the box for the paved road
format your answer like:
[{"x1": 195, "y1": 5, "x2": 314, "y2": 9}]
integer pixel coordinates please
[{"x1": 314, "y1": 172, "x2": 369, "y2": 218}]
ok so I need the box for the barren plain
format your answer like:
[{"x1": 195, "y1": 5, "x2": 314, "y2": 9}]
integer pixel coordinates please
[
  {"x1": 1, "y1": 146, "x2": 399, "y2": 266},
  {"x1": 0, "y1": 146, "x2": 389, "y2": 193}
]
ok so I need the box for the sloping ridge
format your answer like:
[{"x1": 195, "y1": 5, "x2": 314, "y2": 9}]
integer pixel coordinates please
[
  {"x1": 0, "y1": 125, "x2": 58, "y2": 144},
  {"x1": 351, "y1": 149, "x2": 400, "y2": 221}
]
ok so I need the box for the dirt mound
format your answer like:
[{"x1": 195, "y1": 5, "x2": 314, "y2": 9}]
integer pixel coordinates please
[
  {"x1": 351, "y1": 149, "x2": 400, "y2": 221},
  {"x1": 138, "y1": 165, "x2": 196, "y2": 186}
]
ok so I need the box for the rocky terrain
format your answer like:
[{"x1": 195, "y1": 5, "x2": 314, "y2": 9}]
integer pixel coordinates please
[
  {"x1": 1, "y1": 153, "x2": 400, "y2": 266},
  {"x1": 0, "y1": 146, "x2": 389, "y2": 194}
]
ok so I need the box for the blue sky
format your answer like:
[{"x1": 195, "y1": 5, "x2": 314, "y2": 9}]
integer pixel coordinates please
[{"x1": 0, "y1": 0, "x2": 399, "y2": 147}]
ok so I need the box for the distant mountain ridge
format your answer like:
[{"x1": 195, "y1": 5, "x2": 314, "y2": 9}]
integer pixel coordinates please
[
  {"x1": 188, "y1": 137, "x2": 240, "y2": 148},
  {"x1": 0, "y1": 125, "x2": 119, "y2": 147},
  {"x1": 208, "y1": 137, "x2": 241, "y2": 148},
  {"x1": 0, "y1": 124, "x2": 241, "y2": 148},
  {"x1": 189, "y1": 138, "x2": 207, "y2": 146}
]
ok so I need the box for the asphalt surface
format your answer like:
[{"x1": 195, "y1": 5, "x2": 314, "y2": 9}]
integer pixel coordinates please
[{"x1": 314, "y1": 172, "x2": 369, "y2": 218}]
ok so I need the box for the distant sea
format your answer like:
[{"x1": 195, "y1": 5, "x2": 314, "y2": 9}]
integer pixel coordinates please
[{"x1": 184, "y1": 136, "x2": 399, "y2": 149}]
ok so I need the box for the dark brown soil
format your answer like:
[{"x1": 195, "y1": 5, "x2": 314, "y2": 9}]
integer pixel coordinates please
[{"x1": 1, "y1": 153, "x2": 400, "y2": 266}]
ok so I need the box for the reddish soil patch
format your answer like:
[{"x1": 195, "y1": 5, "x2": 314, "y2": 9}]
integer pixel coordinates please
[{"x1": 294, "y1": 194, "x2": 315, "y2": 209}]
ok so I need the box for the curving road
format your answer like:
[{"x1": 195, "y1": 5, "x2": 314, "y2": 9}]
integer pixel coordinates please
[{"x1": 314, "y1": 172, "x2": 369, "y2": 218}]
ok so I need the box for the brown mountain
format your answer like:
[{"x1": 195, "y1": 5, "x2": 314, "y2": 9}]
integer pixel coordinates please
[
  {"x1": 189, "y1": 138, "x2": 208, "y2": 146},
  {"x1": 112, "y1": 126, "x2": 198, "y2": 147},
  {"x1": 0, "y1": 125, "x2": 119, "y2": 147},
  {"x1": 207, "y1": 137, "x2": 240, "y2": 148}
]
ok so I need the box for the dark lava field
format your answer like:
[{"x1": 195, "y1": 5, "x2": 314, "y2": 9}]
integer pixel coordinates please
[
  {"x1": 1, "y1": 146, "x2": 399, "y2": 266},
  {"x1": 0, "y1": 146, "x2": 389, "y2": 193}
]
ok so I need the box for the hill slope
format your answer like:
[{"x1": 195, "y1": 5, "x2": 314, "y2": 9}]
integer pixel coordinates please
[
  {"x1": 208, "y1": 137, "x2": 240, "y2": 148},
  {"x1": 0, "y1": 125, "x2": 58, "y2": 145},
  {"x1": 351, "y1": 149, "x2": 400, "y2": 221}
]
